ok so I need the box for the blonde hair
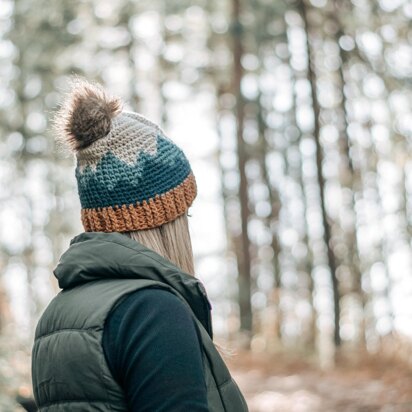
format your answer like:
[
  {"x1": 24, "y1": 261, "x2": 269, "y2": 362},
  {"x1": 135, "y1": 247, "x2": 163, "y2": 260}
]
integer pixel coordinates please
[
  {"x1": 123, "y1": 212, "x2": 234, "y2": 359},
  {"x1": 123, "y1": 212, "x2": 195, "y2": 276}
]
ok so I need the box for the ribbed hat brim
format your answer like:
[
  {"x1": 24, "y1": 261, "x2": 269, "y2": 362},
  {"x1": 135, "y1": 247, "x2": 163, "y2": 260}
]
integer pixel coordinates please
[{"x1": 81, "y1": 172, "x2": 197, "y2": 232}]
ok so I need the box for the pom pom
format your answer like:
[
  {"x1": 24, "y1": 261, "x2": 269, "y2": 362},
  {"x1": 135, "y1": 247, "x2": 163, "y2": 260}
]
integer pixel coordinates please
[{"x1": 53, "y1": 76, "x2": 123, "y2": 152}]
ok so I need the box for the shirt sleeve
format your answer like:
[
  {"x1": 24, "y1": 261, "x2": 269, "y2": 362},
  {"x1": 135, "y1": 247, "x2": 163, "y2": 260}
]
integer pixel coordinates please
[{"x1": 102, "y1": 287, "x2": 209, "y2": 412}]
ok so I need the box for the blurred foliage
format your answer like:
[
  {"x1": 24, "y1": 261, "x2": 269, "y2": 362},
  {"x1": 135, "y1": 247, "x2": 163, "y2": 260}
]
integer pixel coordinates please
[{"x1": 0, "y1": 0, "x2": 411, "y2": 408}]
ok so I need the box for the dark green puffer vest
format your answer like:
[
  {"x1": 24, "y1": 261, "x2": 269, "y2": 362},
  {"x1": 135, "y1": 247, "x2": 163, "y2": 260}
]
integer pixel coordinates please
[{"x1": 31, "y1": 232, "x2": 248, "y2": 412}]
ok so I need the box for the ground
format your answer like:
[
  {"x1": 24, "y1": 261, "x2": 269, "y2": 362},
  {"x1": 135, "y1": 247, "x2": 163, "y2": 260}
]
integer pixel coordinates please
[{"x1": 226, "y1": 351, "x2": 412, "y2": 412}]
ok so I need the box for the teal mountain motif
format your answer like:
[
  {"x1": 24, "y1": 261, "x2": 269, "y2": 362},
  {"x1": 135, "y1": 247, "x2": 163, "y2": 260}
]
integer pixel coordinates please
[{"x1": 75, "y1": 134, "x2": 192, "y2": 209}]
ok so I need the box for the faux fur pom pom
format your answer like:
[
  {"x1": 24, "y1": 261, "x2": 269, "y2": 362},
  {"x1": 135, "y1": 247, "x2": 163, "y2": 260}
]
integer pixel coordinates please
[{"x1": 53, "y1": 77, "x2": 123, "y2": 152}]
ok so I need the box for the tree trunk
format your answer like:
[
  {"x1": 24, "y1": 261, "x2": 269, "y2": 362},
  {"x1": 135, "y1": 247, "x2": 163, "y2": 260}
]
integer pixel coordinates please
[
  {"x1": 298, "y1": 0, "x2": 341, "y2": 347},
  {"x1": 331, "y1": 0, "x2": 366, "y2": 347},
  {"x1": 231, "y1": 0, "x2": 253, "y2": 336},
  {"x1": 255, "y1": 94, "x2": 283, "y2": 342}
]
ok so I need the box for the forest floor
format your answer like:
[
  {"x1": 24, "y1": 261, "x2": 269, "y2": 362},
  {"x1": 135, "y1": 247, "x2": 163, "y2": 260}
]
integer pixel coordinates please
[{"x1": 226, "y1": 349, "x2": 412, "y2": 412}]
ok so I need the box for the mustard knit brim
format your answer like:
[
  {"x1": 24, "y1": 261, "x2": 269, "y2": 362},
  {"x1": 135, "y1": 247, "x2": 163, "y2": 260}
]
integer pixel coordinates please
[{"x1": 81, "y1": 172, "x2": 197, "y2": 232}]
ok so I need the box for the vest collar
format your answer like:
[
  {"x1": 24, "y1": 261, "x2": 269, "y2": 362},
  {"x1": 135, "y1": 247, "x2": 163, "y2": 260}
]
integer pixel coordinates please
[{"x1": 54, "y1": 231, "x2": 213, "y2": 338}]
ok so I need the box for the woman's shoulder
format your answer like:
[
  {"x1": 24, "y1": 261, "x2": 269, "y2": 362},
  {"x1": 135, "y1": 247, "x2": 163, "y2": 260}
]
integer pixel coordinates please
[
  {"x1": 102, "y1": 286, "x2": 205, "y2": 393},
  {"x1": 104, "y1": 286, "x2": 197, "y2": 346},
  {"x1": 111, "y1": 287, "x2": 191, "y2": 319}
]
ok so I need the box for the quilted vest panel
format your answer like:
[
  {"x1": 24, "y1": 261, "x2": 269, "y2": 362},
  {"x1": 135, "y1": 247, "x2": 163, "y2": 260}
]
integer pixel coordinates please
[{"x1": 32, "y1": 278, "x2": 248, "y2": 412}]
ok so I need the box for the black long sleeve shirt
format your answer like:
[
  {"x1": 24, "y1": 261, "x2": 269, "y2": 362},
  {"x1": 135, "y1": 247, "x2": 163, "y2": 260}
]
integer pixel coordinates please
[{"x1": 102, "y1": 288, "x2": 209, "y2": 411}]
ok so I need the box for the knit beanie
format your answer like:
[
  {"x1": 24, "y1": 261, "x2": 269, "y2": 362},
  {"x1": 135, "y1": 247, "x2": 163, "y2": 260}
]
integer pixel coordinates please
[{"x1": 54, "y1": 78, "x2": 197, "y2": 233}]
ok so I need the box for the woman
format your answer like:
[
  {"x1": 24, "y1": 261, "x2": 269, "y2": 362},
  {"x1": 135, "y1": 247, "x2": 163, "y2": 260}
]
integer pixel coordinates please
[{"x1": 31, "y1": 78, "x2": 248, "y2": 412}]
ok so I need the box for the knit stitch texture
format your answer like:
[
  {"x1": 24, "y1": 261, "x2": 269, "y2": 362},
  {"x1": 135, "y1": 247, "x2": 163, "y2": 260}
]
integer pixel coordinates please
[{"x1": 75, "y1": 111, "x2": 197, "y2": 232}]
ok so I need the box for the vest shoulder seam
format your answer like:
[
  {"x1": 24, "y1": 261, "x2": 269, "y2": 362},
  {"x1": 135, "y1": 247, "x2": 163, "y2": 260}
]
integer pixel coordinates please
[
  {"x1": 36, "y1": 327, "x2": 100, "y2": 340},
  {"x1": 218, "y1": 378, "x2": 233, "y2": 389},
  {"x1": 38, "y1": 398, "x2": 113, "y2": 408}
]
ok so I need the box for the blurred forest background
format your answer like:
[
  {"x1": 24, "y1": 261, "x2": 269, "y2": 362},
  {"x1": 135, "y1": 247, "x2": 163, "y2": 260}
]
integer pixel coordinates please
[{"x1": 1, "y1": 0, "x2": 412, "y2": 410}]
